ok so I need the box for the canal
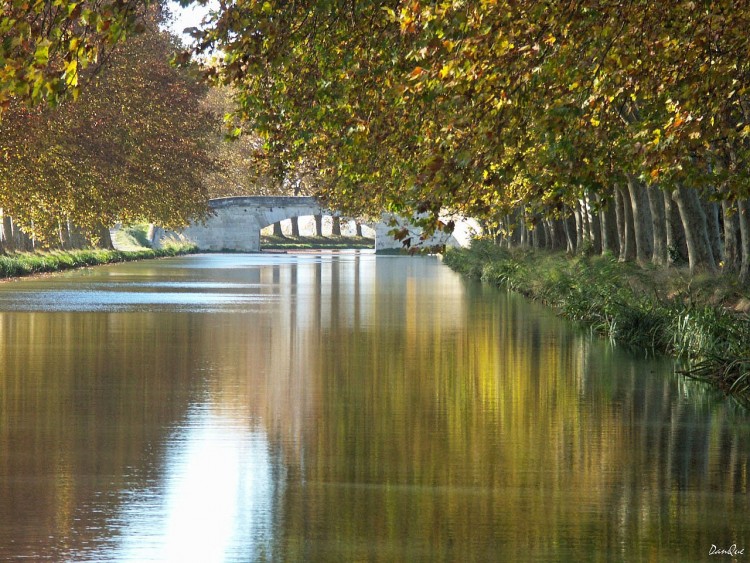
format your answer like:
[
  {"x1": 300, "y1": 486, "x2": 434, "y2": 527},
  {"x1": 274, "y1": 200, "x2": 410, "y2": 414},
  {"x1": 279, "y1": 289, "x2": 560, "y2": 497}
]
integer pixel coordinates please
[{"x1": 0, "y1": 252, "x2": 747, "y2": 561}]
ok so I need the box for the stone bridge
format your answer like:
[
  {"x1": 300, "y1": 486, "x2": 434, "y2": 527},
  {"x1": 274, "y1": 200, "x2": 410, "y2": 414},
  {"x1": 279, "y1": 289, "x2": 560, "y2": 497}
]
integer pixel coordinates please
[{"x1": 153, "y1": 196, "x2": 480, "y2": 252}]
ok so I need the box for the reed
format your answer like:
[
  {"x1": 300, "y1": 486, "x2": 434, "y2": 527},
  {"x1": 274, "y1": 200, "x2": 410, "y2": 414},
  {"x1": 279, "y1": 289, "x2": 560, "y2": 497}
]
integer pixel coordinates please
[{"x1": 444, "y1": 240, "x2": 750, "y2": 402}]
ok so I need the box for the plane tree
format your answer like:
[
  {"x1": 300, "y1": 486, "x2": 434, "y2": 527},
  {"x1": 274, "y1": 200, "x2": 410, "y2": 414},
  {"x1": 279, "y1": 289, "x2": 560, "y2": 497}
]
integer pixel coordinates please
[
  {"x1": 0, "y1": 5, "x2": 213, "y2": 247},
  {"x1": 184, "y1": 0, "x2": 750, "y2": 277}
]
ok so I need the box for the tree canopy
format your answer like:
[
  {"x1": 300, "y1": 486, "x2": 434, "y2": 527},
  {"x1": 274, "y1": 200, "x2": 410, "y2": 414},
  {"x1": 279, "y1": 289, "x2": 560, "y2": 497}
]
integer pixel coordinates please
[
  {"x1": 184, "y1": 1, "x2": 750, "y2": 214},
  {"x1": 0, "y1": 4, "x2": 214, "y2": 246},
  {"x1": 2, "y1": 0, "x2": 750, "y2": 277}
]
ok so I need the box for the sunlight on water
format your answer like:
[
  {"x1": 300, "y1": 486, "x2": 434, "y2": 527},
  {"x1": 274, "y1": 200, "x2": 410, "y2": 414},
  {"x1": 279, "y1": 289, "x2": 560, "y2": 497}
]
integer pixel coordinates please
[{"x1": 101, "y1": 407, "x2": 274, "y2": 563}]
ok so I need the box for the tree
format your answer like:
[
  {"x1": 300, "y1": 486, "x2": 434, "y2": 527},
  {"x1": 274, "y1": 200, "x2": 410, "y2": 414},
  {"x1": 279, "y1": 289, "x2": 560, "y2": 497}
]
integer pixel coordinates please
[
  {"x1": 0, "y1": 4, "x2": 214, "y2": 246},
  {"x1": 61, "y1": 0, "x2": 750, "y2": 278}
]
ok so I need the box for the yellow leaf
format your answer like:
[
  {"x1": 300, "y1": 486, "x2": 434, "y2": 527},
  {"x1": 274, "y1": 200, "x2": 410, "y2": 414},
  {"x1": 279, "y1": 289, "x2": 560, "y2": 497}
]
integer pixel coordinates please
[{"x1": 64, "y1": 59, "x2": 78, "y2": 86}]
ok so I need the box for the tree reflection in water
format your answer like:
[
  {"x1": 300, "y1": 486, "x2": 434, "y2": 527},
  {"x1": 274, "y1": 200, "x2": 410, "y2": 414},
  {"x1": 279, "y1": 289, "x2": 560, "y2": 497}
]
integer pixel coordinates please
[{"x1": 0, "y1": 253, "x2": 747, "y2": 562}]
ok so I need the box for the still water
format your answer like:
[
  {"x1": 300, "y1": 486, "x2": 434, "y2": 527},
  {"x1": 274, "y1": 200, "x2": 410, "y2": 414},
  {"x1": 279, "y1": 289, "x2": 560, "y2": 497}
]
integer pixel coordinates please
[{"x1": 0, "y1": 252, "x2": 747, "y2": 562}]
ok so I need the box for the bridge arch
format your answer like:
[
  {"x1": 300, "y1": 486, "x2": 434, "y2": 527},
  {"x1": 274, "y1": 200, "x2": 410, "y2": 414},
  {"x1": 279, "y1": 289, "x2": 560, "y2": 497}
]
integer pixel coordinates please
[{"x1": 153, "y1": 196, "x2": 480, "y2": 252}]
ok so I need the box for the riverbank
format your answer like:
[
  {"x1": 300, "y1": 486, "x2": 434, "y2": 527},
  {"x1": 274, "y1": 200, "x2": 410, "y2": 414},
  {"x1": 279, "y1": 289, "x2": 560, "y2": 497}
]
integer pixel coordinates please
[
  {"x1": 444, "y1": 240, "x2": 750, "y2": 403},
  {"x1": 0, "y1": 244, "x2": 196, "y2": 281},
  {"x1": 260, "y1": 234, "x2": 374, "y2": 250}
]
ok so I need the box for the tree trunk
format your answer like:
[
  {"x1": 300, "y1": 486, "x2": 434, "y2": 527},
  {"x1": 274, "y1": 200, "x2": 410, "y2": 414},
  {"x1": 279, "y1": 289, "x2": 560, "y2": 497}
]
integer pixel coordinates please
[
  {"x1": 598, "y1": 192, "x2": 619, "y2": 256},
  {"x1": 672, "y1": 185, "x2": 716, "y2": 274},
  {"x1": 582, "y1": 197, "x2": 594, "y2": 251},
  {"x1": 96, "y1": 225, "x2": 114, "y2": 249},
  {"x1": 542, "y1": 218, "x2": 553, "y2": 250},
  {"x1": 626, "y1": 174, "x2": 654, "y2": 264},
  {"x1": 614, "y1": 186, "x2": 625, "y2": 258},
  {"x1": 273, "y1": 221, "x2": 284, "y2": 237},
  {"x1": 495, "y1": 216, "x2": 504, "y2": 247},
  {"x1": 14, "y1": 226, "x2": 33, "y2": 251},
  {"x1": 616, "y1": 183, "x2": 636, "y2": 261},
  {"x1": 355, "y1": 222, "x2": 363, "y2": 237},
  {"x1": 646, "y1": 184, "x2": 667, "y2": 266},
  {"x1": 722, "y1": 201, "x2": 740, "y2": 272},
  {"x1": 665, "y1": 190, "x2": 687, "y2": 266},
  {"x1": 533, "y1": 223, "x2": 543, "y2": 249},
  {"x1": 585, "y1": 193, "x2": 601, "y2": 254},
  {"x1": 551, "y1": 218, "x2": 564, "y2": 250},
  {"x1": 509, "y1": 210, "x2": 519, "y2": 246},
  {"x1": 1, "y1": 212, "x2": 15, "y2": 253},
  {"x1": 59, "y1": 220, "x2": 78, "y2": 250},
  {"x1": 313, "y1": 214, "x2": 323, "y2": 236},
  {"x1": 290, "y1": 216, "x2": 300, "y2": 237},
  {"x1": 517, "y1": 211, "x2": 528, "y2": 248},
  {"x1": 573, "y1": 204, "x2": 583, "y2": 253},
  {"x1": 67, "y1": 221, "x2": 88, "y2": 249},
  {"x1": 739, "y1": 199, "x2": 750, "y2": 284},
  {"x1": 552, "y1": 219, "x2": 569, "y2": 251},
  {"x1": 331, "y1": 216, "x2": 342, "y2": 236},
  {"x1": 562, "y1": 213, "x2": 575, "y2": 254},
  {"x1": 579, "y1": 199, "x2": 590, "y2": 251},
  {"x1": 703, "y1": 199, "x2": 724, "y2": 264},
  {"x1": 58, "y1": 221, "x2": 68, "y2": 249}
]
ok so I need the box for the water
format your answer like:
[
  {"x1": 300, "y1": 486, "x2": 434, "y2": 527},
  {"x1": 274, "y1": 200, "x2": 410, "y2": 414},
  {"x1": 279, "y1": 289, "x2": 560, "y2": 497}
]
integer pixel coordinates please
[{"x1": 0, "y1": 252, "x2": 747, "y2": 562}]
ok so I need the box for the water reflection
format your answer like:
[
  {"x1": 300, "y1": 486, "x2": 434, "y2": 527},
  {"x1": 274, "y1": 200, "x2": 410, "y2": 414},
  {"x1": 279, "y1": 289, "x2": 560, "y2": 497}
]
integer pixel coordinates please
[{"x1": 0, "y1": 252, "x2": 747, "y2": 562}]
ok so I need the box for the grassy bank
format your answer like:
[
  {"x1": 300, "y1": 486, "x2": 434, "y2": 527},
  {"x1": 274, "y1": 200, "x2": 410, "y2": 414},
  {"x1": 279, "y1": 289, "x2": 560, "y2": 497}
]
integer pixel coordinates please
[
  {"x1": 260, "y1": 234, "x2": 374, "y2": 250},
  {"x1": 444, "y1": 240, "x2": 750, "y2": 403},
  {"x1": 0, "y1": 243, "x2": 196, "y2": 280}
]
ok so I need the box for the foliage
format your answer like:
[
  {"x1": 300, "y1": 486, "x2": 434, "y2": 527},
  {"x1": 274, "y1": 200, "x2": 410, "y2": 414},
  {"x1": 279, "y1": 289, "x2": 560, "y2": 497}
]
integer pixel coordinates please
[
  {"x1": 184, "y1": 0, "x2": 750, "y2": 228},
  {"x1": 0, "y1": 6, "x2": 214, "y2": 245},
  {"x1": 198, "y1": 86, "x2": 275, "y2": 198},
  {"x1": 0, "y1": 0, "x2": 151, "y2": 112}
]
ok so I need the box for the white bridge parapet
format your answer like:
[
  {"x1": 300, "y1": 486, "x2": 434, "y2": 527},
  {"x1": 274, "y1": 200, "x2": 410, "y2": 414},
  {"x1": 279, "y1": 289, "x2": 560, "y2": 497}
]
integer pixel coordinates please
[{"x1": 152, "y1": 196, "x2": 480, "y2": 252}]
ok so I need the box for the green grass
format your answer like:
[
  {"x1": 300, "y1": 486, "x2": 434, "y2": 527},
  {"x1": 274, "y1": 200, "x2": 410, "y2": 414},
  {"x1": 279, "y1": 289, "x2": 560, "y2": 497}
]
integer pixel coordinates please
[
  {"x1": 111, "y1": 222, "x2": 153, "y2": 251},
  {"x1": 260, "y1": 234, "x2": 374, "y2": 250},
  {"x1": 444, "y1": 239, "x2": 750, "y2": 404},
  {"x1": 0, "y1": 242, "x2": 196, "y2": 280}
]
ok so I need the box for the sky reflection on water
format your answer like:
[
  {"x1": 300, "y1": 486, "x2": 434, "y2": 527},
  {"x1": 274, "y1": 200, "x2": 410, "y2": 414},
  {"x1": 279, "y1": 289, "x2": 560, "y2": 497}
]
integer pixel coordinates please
[{"x1": 94, "y1": 407, "x2": 276, "y2": 563}]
